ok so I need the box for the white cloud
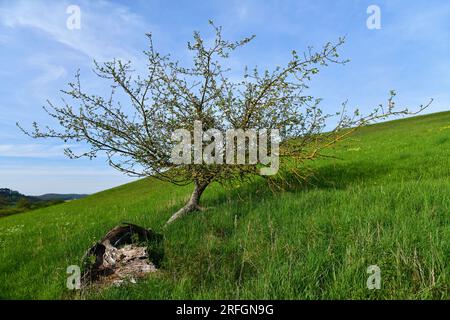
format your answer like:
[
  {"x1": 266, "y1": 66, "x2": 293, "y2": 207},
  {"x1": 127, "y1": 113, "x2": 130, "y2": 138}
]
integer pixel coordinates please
[
  {"x1": 0, "y1": 143, "x2": 73, "y2": 158},
  {"x1": 0, "y1": 164, "x2": 116, "y2": 176},
  {"x1": 0, "y1": 164, "x2": 136, "y2": 194},
  {"x1": 0, "y1": 0, "x2": 161, "y2": 133},
  {"x1": 0, "y1": 0, "x2": 150, "y2": 61},
  {"x1": 27, "y1": 55, "x2": 67, "y2": 88},
  {"x1": 388, "y1": 2, "x2": 450, "y2": 43}
]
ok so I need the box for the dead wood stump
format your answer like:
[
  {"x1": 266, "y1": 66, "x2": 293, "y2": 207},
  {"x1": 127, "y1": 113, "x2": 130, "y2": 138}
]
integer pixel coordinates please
[{"x1": 81, "y1": 223, "x2": 163, "y2": 288}]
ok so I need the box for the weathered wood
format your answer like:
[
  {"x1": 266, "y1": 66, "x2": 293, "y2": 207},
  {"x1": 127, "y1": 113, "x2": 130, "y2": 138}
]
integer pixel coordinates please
[{"x1": 81, "y1": 223, "x2": 161, "y2": 288}]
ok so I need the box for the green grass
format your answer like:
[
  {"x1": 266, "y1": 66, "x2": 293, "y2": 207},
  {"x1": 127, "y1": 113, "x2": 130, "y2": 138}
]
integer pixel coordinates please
[{"x1": 0, "y1": 111, "x2": 449, "y2": 299}]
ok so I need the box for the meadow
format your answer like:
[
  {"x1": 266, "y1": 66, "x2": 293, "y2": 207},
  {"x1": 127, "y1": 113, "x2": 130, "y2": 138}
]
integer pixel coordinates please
[{"x1": 0, "y1": 111, "x2": 449, "y2": 299}]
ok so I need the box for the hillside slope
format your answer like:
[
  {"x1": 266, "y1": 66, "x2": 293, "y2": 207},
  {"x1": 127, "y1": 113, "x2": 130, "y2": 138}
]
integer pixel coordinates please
[{"x1": 0, "y1": 111, "x2": 449, "y2": 299}]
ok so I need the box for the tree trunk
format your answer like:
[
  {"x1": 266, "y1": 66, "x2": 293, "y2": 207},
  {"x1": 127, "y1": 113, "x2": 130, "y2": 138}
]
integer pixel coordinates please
[{"x1": 166, "y1": 181, "x2": 209, "y2": 225}]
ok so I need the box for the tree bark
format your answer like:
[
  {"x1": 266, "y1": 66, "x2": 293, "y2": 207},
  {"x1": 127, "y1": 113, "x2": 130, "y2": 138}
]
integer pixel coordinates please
[{"x1": 166, "y1": 181, "x2": 209, "y2": 225}]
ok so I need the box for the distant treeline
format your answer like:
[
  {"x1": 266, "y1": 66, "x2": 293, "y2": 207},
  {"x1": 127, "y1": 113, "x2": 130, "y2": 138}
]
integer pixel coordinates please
[{"x1": 0, "y1": 188, "x2": 82, "y2": 217}]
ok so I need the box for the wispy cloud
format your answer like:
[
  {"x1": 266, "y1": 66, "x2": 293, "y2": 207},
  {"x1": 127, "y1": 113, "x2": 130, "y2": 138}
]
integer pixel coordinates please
[
  {"x1": 0, "y1": 164, "x2": 118, "y2": 176},
  {"x1": 389, "y1": 2, "x2": 450, "y2": 42},
  {"x1": 27, "y1": 54, "x2": 67, "y2": 89},
  {"x1": 0, "y1": 0, "x2": 151, "y2": 61},
  {"x1": 0, "y1": 164, "x2": 136, "y2": 194},
  {"x1": 0, "y1": 143, "x2": 73, "y2": 158}
]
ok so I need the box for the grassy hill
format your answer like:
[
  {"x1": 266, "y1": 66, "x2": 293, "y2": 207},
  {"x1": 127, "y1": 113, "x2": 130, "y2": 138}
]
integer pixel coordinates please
[{"x1": 0, "y1": 111, "x2": 449, "y2": 299}]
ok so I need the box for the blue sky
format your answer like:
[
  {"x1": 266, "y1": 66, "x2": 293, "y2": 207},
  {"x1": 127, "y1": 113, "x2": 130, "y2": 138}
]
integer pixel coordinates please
[{"x1": 0, "y1": 0, "x2": 449, "y2": 195}]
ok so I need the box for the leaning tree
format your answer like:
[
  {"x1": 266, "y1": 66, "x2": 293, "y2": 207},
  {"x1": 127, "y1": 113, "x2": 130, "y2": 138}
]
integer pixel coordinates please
[{"x1": 19, "y1": 22, "x2": 430, "y2": 224}]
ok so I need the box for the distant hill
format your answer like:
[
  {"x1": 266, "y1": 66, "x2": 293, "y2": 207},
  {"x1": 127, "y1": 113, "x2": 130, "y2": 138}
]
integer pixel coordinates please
[
  {"x1": 0, "y1": 188, "x2": 87, "y2": 206},
  {"x1": 0, "y1": 188, "x2": 88, "y2": 217},
  {"x1": 0, "y1": 188, "x2": 36, "y2": 204},
  {"x1": 36, "y1": 193, "x2": 88, "y2": 201}
]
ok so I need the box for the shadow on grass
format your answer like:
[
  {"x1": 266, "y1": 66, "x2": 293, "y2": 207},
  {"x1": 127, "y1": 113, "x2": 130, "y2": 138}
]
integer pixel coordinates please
[
  {"x1": 143, "y1": 160, "x2": 393, "y2": 292},
  {"x1": 201, "y1": 160, "x2": 391, "y2": 210}
]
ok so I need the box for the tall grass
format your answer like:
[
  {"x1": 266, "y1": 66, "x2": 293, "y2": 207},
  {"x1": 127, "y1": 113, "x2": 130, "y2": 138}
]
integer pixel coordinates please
[{"x1": 0, "y1": 111, "x2": 449, "y2": 299}]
